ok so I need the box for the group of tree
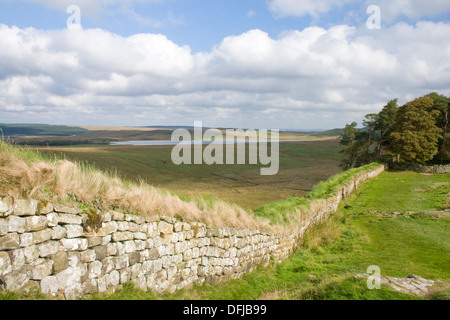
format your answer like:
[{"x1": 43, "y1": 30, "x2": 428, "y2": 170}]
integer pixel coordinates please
[{"x1": 339, "y1": 92, "x2": 449, "y2": 170}]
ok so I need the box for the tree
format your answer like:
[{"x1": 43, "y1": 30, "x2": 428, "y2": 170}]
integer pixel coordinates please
[
  {"x1": 361, "y1": 113, "x2": 378, "y2": 164},
  {"x1": 373, "y1": 99, "x2": 398, "y2": 157},
  {"x1": 339, "y1": 122, "x2": 366, "y2": 170},
  {"x1": 390, "y1": 96, "x2": 442, "y2": 164},
  {"x1": 426, "y1": 92, "x2": 449, "y2": 163}
]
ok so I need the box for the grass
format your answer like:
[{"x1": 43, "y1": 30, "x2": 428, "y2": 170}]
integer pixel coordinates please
[
  {"x1": 306, "y1": 162, "x2": 382, "y2": 200},
  {"x1": 82, "y1": 170, "x2": 450, "y2": 300},
  {"x1": 1, "y1": 140, "x2": 272, "y2": 231},
  {"x1": 254, "y1": 162, "x2": 382, "y2": 225}
]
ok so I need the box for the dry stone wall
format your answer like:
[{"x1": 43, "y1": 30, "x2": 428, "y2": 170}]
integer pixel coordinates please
[
  {"x1": 0, "y1": 165, "x2": 385, "y2": 299},
  {"x1": 387, "y1": 162, "x2": 450, "y2": 174}
]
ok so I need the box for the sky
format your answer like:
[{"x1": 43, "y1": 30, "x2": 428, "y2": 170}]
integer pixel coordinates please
[{"x1": 0, "y1": 0, "x2": 449, "y2": 130}]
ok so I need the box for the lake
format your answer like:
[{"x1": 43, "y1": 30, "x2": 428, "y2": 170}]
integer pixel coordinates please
[{"x1": 110, "y1": 139, "x2": 312, "y2": 146}]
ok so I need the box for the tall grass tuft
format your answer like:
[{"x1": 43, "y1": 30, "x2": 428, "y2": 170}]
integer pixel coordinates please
[{"x1": 0, "y1": 141, "x2": 275, "y2": 232}]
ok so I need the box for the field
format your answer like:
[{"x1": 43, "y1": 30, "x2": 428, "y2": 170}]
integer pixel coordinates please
[{"x1": 33, "y1": 139, "x2": 342, "y2": 210}]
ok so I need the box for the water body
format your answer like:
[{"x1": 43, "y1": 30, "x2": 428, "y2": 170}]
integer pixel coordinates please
[{"x1": 110, "y1": 140, "x2": 312, "y2": 146}]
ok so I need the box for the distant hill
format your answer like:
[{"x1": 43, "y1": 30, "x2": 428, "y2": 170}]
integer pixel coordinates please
[
  {"x1": 310, "y1": 128, "x2": 344, "y2": 137},
  {"x1": 0, "y1": 123, "x2": 88, "y2": 137}
]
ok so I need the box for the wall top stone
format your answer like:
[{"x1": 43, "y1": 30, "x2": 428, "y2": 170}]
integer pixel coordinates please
[{"x1": 13, "y1": 199, "x2": 38, "y2": 217}]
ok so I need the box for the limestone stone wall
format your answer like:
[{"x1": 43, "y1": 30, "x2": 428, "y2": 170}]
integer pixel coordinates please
[
  {"x1": 387, "y1": 162, "x2": 450, "y2": 174},
  {"x1": 0, "y1": 165, "x2": 385, "y2": 299}
]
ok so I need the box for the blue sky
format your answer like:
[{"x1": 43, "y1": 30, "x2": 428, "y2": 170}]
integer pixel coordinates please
[
  {"x1": 0, "y1": 0, "x2": 450, "y2": 129},
  {"x1": 0, "y1": 0, "x2": 362, "y2": 52}
]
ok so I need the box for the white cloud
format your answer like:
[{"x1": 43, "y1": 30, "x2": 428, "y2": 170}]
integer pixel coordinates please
[{"x1": 0, "y1": 21, "x2": 449, "y2": 129}]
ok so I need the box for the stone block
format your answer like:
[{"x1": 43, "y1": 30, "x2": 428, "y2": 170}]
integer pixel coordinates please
[
  {"x1": 46, "y1": 212, "x2": 59, "y2": 227},
  {"x1": 39, "y1": 202, "x2": 54, "y2": 215},
  {"x1": 87, "y1": 236, "x2": 102, "y2": 248},
  {"x1": 102, "y1": 211, "x2": 111, "y2": 222},
  {"x1": 108, "y1": 270, "x2": 120, "y2": 288},
  {"x1": 38, "y1": 241, "x2": 59, "y2": 257},
  {"x1": 22, "y1": 245, "x2": 39, "y2": 264},
  {"x1": 40, "y1": 276, "x2": 59, "y2": 295},
  {"x1": 0, "y1": 233, "x2": 20, "y2": 250},
  {"x1": 82, "y1": 278, "x2": 98, "y2": 294},
  {"x1": 53, "y1": 205, "x2": 82, "y2": 215},
  {"x1": 117, "y1": 221, "x2": 129, "y2": 231},
  {"x1": 7, "y1": 215, "x2": 26, "y2": 233},
  {"x1": 87, "y1": 260, "x2": 102, "y2": 279},
  {"x1": 13, "y1": 199, "x2": 38, "y2": 216},
  {"x1": 19, "y1": 233, "x2": 33, "y2": 247},
  {"x1": 125, "y1": 214, "x2": 145, "y2": 225},
  {"x1": 123, "y1": 240, "x2": 136, "y2": 253},
  {"x1": 106, "y1": 243, "x2": 118, "y2": 256},
  {"x1": 32, "y1": 260, "x2": 53, "y2": 280},
  {"x1": 101, "y1": 257, "x2": 115, "y2": 274},
  {"x1": 146, "y1": 222, "x2": 158, "y2": 238},
  {"x1": 55, "y1": 266, "x2": 82, "y2": 291},
  {"x1": 148, "y1": 248, "x2": 160, "y2": 260},
  {"x1": 0, "y1": 199, "x2": 11, "y2": 216},
  {"x1": 110, "y1": 211, "x2": 124, "y2": 221},
  {"x1": 80, "y1": 249, "x2": 96, "y2": 263},
  {"x1": 31, "y1": 229, "x2": 53, "y2": 245},
  {"x1": 119, "y1": 268, "x2": 131, "y2": 284},
  {"x1": 113, "y1": 254, "x2": 129, "y2": 270},
  {"x1": 135, "y1": 240, "x2": 146, "y2": 251},
  {"x1": 158, "y1": 221, "x2": 173, "y2": 235},
  {"x1": 51, "y1": 251, "x2": 69, "y2": 274},
  {"x1": 129, "y1": 252, "x2": 141, "y2": 266},
  {"x1": 57, "y1": 213, "x2": 82, "y2": 225},
  {"x1": 129, "y1": 222, "x2": 146, "y2": 233},
  {"x1": 1, "y1": 267, "x2": 32, "y2": 291},
  {"x1": 24, "y1": 216, "x2": 48, "y2": 232},
  {"x1": 51, "y1": 226, "x2": 67, "y2": 240},
  {"x1": 61, "y1": 238, "x2": 88, "y2": 251},
  {"x1": 174, "y1": 222, "x2": 183, "y2": 232},
  {"x1": 0, "y1": 251, "x2": 12, "y2": 276},
  {"x1": 101, "y1": 235, "x2": 111, "y2": 246},
  {"x1": 64, "y1": 224, "x2": 84, "y2": 238},
  {"x1": 111, "y1": 231, "x2": 134, "y2": 242},
  {"x1": 0, "y1": 219, "x2": 8, "y2": 236},
  {"x1": 94, "y1": 245, "x2": 108, "y2": 260},
  {"x1": 175, "y1": 241, "x2": 187, "y2": 254}
]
